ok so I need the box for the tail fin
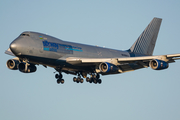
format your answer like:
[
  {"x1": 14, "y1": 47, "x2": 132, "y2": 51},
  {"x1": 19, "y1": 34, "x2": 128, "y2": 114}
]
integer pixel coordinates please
[{"x1": 129, "y1": 17, "x2": 162, "y2": 56}]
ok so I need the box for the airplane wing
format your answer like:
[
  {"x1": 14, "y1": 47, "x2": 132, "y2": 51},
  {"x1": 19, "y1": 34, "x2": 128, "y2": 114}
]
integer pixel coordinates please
[
  {"x1": 66, "y1": 53, "x2": 180, "y2": 73},
  {"x1": 66, "y1": 53, "x2": 180, "y2": 63}
]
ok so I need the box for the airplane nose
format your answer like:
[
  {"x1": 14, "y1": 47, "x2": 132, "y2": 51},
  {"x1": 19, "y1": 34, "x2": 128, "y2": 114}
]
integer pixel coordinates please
[
  {"x1": 9, "y1": 39, "x2": 22, "y2": 56},
  {"x1": 9, "y1": 40, "x2": 22, "y2": 56},
  {"x1": 10, "y1": 41, "x2": 17, "y2": 51}
]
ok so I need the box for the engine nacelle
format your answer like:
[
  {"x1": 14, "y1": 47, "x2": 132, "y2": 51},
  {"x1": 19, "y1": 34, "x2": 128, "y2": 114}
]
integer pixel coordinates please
[
  {"x1": 6, "y1": 59, "x2": 20, "y2": 70},
  {"x1": 99, "y1": 62, "x2": 118, "y2": 73},
  {"x1": 19, "y1": 63, "x2": 37, "y2": 73},
  {"x1": 149, "y1": 59, "x2": 169, "y2": 70}
]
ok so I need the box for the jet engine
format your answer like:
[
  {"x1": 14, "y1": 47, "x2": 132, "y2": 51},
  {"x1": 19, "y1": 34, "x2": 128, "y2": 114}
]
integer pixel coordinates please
[
  {"x1": 149, "y1": 59, "x2": 169, "y2": 70},
  {"x1": 6, "y1": 59, "x2": 20, "y2": 70},
  {"x1": 19, "y1": 63, "x2": 37, "y2": 73},
  {"x1": 99, "y1": 62, "x2": 118, "y2": 73}
]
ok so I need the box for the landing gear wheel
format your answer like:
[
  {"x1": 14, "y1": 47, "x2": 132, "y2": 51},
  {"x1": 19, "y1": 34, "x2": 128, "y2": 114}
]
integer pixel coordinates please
[
  {"x1": 86, "y1": 77, "x2": 90, "y2": 82},
  {"x1": 89, "y1": 78, "x2": 93, "y2": 83},
  {"x1": 96, "y1": 74, "x2": 100, "y2": 79},
  {"x1": 98, "y1": 79, "x2": 102, "y2": 84},
  {"x1": 57, "y1": 79, "x2": 61, "y2": 84},
  {"x1": 61, "y1": 79, "x2": 64, "y2": 84},
  {"x1": 73, "y1": 77, "x2": 77, "y2": 82},
  {"x1": 94, "y1": 79, "x2": 97, "y2": 84},
  {"x1": 55, "y1": 74, "x2": 59, "y2": 79},
  {"x1": 77, "y1": 77, "x2": 80, "y2": 83},
  {"x1": 92, "y1": 74, "x2": 96, "y2": 78},
  {"x1": 80, "y1": 78, "x2": 84, "y2": 83},
  {"x1": 55, "y1": 72, "x2": 64, "y2": 84}
]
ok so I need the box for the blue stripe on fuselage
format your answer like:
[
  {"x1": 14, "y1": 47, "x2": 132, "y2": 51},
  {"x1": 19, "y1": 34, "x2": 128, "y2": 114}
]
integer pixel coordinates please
[
  {"x1": 65, "y1": 48, "x2": 83, "y2": 52},
  {"x1": 42, "y1": 40, "x2": 83, "y2": 54}
]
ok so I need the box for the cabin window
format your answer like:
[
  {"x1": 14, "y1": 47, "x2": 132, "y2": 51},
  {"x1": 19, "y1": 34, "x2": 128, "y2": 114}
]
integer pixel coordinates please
[{"x1": 21, "y1": 33, "x2": 30, "y2": 36}]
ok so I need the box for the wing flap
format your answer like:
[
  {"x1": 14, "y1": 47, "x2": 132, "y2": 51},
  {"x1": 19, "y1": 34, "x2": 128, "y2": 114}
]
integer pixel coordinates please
[{"x1": 66, "y1": 57, "x2": 118, "y2": 64}]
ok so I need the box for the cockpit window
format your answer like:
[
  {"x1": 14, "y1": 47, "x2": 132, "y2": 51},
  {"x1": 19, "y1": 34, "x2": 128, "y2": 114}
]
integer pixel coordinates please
[{"x1": 21, "y1": 33, "x2": 30, "y2": 36}]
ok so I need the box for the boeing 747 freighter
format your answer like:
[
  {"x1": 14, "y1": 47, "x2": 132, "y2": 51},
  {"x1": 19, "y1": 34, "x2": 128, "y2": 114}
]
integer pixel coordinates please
[{"x1": 5, "y1": 18, "x2": 180, "y2": 84}]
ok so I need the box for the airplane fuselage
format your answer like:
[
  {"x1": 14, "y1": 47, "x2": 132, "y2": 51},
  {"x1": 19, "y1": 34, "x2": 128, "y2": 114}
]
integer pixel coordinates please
[{"x1": 10, "y1": 32, "x2": 130, "y2": 71}]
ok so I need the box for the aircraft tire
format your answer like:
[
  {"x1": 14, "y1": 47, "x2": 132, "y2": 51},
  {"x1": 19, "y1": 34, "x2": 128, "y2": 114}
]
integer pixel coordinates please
[
  {"x1": 73, "y1": 77, "x2": 77, "y2": 82},
  {"x1": 89, "y1": 78, "x2": 93, "y2": 83},
  {"x1": 77, "y1": 78, "x2": 80, "y2": 83},
  {"x1": 80, "y1": 78, "x2": 83, "y2": 83},
  {"x1": 61, "y1": 79, "x2": 64, "y2": 84},
  {"x1": 96, "y1": 74, "x2": 100, "y2": 79},
  {"x1": 86, "y1": 77, "x2": 90, "y2": 82},
  {"x1": 94, "y1": 79, "x2": 97, "y2": 84},
  {"x1": 92, "y1": 74, "x2": 96, "y2": 78},
  {"x1": 98, "y1": 79, "x2": 102, "y2": 84},
  {"x1": 55, "y1": 74, "x2": 59, "y2": 79},
  {"x1": 57, "y1": 79, "x2": 61, "y2": 84}
]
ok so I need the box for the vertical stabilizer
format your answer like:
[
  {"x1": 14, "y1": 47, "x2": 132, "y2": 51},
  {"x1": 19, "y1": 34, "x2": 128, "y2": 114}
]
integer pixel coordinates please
[{"x1": 129, "y1": 18, "x2": 162, "y2": 56}]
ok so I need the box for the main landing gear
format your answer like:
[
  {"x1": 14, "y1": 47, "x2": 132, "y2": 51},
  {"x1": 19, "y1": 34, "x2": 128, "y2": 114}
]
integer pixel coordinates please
[
  {"x1": 72, "y1": 73, "x2": 101, "y2": 84},
  {"x1": 54, "y1": 71, "x2": 102, "y2": 84},
  {"x1": 86, "y1": 74, "x2": 102, "y2": 84},
  {"x1": 55, "y1": 73, "x2": 64, "y2": 84},
  {"x1": 73, "y1": 76, "x2": 84, "y2": 83}
]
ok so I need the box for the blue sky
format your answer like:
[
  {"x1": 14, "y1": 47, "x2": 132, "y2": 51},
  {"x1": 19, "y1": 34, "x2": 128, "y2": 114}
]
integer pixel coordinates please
[{"x1": 1, "y1": 0, "x2": 180, "y2": 120}]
